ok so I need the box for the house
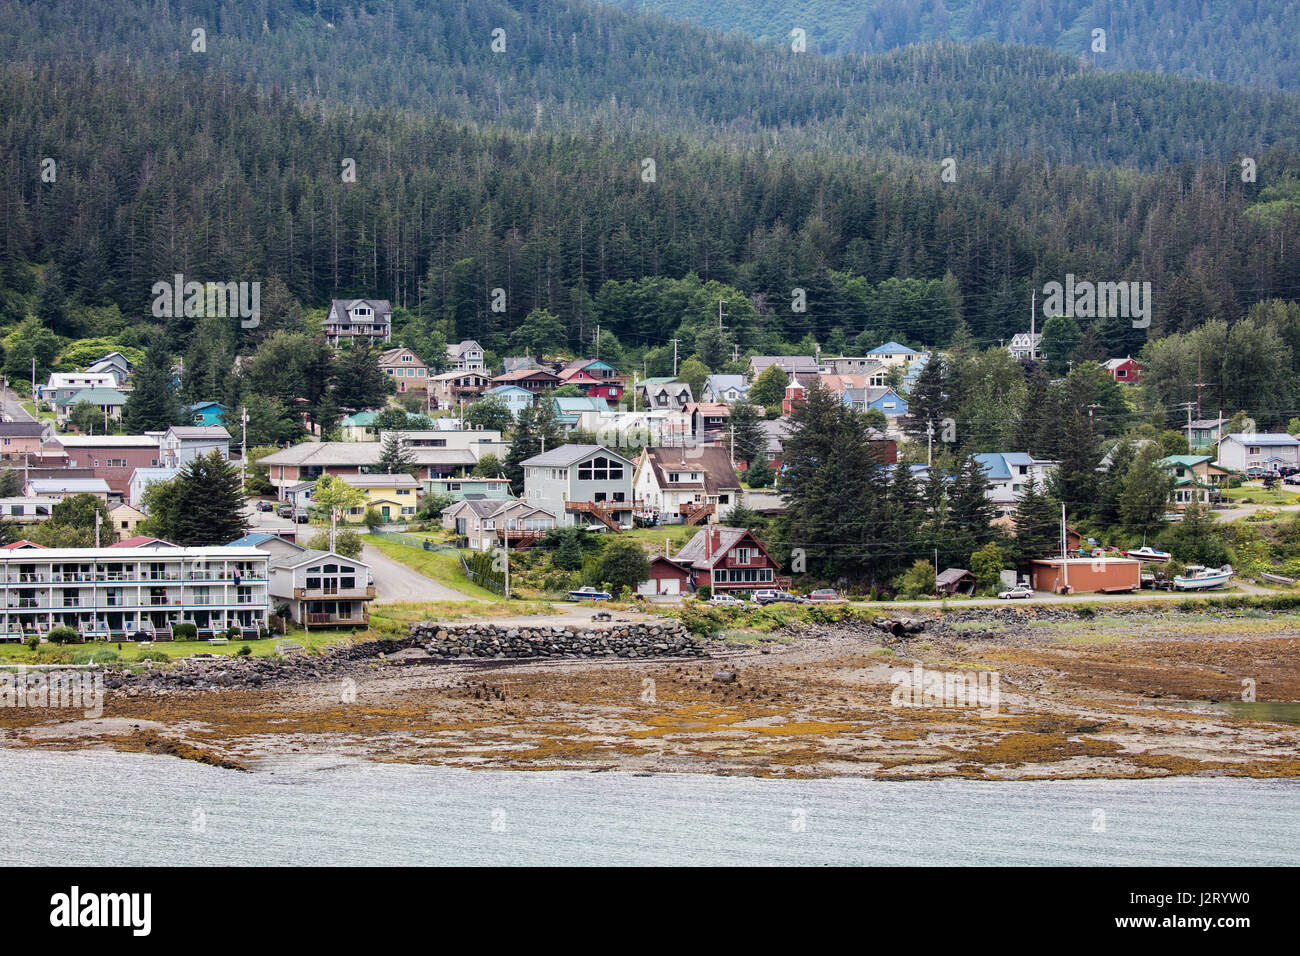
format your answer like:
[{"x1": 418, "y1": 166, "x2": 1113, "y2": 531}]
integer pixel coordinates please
[
  {"x1": 280, "y1": 480, "x2": 316, "y2": 511},
  {"x1": 824, "y1": 357, "x2": 886, "y2": 381},
  {"x1": 39, "y1": 372, "x2": 118, "y2": 408},
  {"x1": 158, "y1": 425, "x2": 231, "y2": 468},
  {"x1": 973, "y1": 453, "x2": 1059, "y2": 515},
  {"x1": 127, "y1": 467, "x2": 181, "y2": 511},
  {"x1": 227, "y1": 531, "x2": 307, "y2": 563},
  {"x1": 481, "y1": 385, "x2": 535, "y2": 419},
  {"x1": 782, "y1": 372, "x2": 909, "y2": 421},
  {"x1": 440, "y1": 498, "x2": 557, "y2": 551},
  {"x1": 1030, "y1": 557, "x2": 1141, "y2": 595},
  {"x1": 0, "y1": 421, "x2": 51, "y2": 461},
  {"x1": 901, "y1": 353, "x2": 931, "y2": 392},
  {"x1": 257, "y1": 438, "x2": 487, "y2": 489},
  {"x1": 1159, "y1": 455, "x2": 1230, "y2": 509},
  {"x1": 1188, "y1": 417, "x2": 1230, "y2": 449},
  {"x1": 85, "y1": 352, "x2": 134, "y2": 386},
  {"x1": 684, "y1": 402, "x2": 731, "y2": 444},
  {"x1": 936, "y1": 568, "x2": 976, "y2": 595},
  {"x1": 752, "y1": 416, "x2": 897, "y2": 472},
  {"x1": 670, "y1": 526, "x2": 785, "y2": 595},
  {"x1": 636, "y1": 378, "x2": 693, "y2": 411},
  {"x1": 501, "y1": 356, "x2": 540, "y2": 374},
  {"x1": 521, "y1": 444, "x2": 636, "y2": 529},
  {"x1": 638, "y1": 554, "x2": 693, "y2": 597},
  {"x1": 1102, "y1": 356, "x2": 1143, "y2": 384},
  {"x1": 186, "y1": 402, "x2": 228, "y2": 427},
  {"x1": 337, "y1": 474, "x2": 421, "y2": 521},
  {"x1": 702, "y1": 375, "x2": 749, "y2": 404},
  {"x1": 1008, "y1": 331, "x2": 1043, "y2": 361},
  {"x1": 0, "y1": 544, "x2": 269, "y2": 640},
  {"x1": 447, "y1": 340, "x2": 486, "y2": 373},
  {"x1": 56, "y1": 387, "x2": 127, "y2": 426},
  {"x1": 324, "y1": 299, "x2": 392, "y2": 347},
  {"x1": 48, "y1": 435, "x2": 161, "y2": 499},
  {"x1": 379, "y1": 347, "x2": 428, "y2": 394},
  {"x1": 422, "y1": 475, "x2": 513, "y2": 501},
  {"x1": 389, "y1": 429, "x2": 507, "y2": 470},
  {"x1": 24, "y1": 477, "x2": 112, "y2": 502},
  {"x1": 1215, "y1": 433, "x2": 1300, "y2": 473},
  {"x1": 109, "y1": 503, "x2": 146, "y2": 536},
  {"x1": 268, "y1": 550, "x2": 374, "y2": 627},
  {"x1": 428, "y1": 370, "x2": 493, "y2": 409},
  {"x1": 0, "y1": 497, "x2": 59, "y2": 522},
  {"x1": 633, "y1": 446, "x2": 742, "y2": 525},
  {"x1": 748, "y1": 356, "x2": 819, "y2": 378},
  {"x1": 557, "y1": 365, "x2": 624, "y2": 405},
  {"x1": 865, "y1": 342, "x2": 920, "y2": 368},
  {"x1": 490, "y1": 367, "x2": 561, "y2": 394},
  {"x1": 552, "y1": 396, "x2": 610, "y2": 431},
  {"x1": 340, "y1": 411, "x2": 380, "y2": 441}
]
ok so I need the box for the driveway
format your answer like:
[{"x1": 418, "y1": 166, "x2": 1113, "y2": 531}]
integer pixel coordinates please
[
  {"x1": 0, "y1": 383, "x2": 37, "y2": 423},
  {"x1": 361, "y1": 544, "x2": 485, "y2": 603}
]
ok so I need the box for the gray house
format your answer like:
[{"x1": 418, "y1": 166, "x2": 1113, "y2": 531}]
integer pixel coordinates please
[
  {"x1": 324, "y1": 299, "x2": 392, "y2": 347},
  {"x1": 521, "y1": 444, "x2": 636, "y2": 530}
]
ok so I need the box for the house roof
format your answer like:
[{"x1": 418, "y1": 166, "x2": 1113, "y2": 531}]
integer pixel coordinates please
[
  {"x1": 867, "y1": 341, "x2": 919, "y2": 356},
  {"x1": 749, "y1": 356, "x2": 820, "y2": 374},
  {"x1": 641, "y1": 446, "x2": 741, "y2": 495},
  {"x1": 227, "y1": 532, "x2": 306, "y2": 550},
  {"x1": 704, "y1": 374, "x2": 748, "y2": 394},
  {"x1": 55, "y1": 435, "x2": 158, "y2": 448},
  {"x1": 492, "y1": 368, "x2": 561, "y2": 384},
  {"x1": 328, "y1": 299, "x2": 391, "y2": 323},
  {"x1": 1222, "y1": 433, "x2": 1300, "y2": 446},
  {"x1": 0, "y1": 421, "x2": 45, "y2": 438},
  {"x1": 165, "y1": 426, "x2": 230, "y2": 441},
  {"x1": 551, "y1": 397, "x2": 608, "y2": 414},
  {"x1": 341, "y1": 411, "x2": 378, "y2": 426},
  {"x1": 63, "y1": 387, "x2": 127, "y2": 405},
  {"x1": 340, "y1": 473, "x2": 420, "y2": 489},
  {"x1": 269, "y1": 548, "x2": 370, "y2": 571},
  {"x1": 187, "y1": 401, "x2": 226, "y2": 411},
  {"x1": 1159, "y1": 455, "x2": 1213, "y2": 468},
  {"x1": 129, "y1": 467, "x2": 180, "y2": 486},
  {"x1": 27, "y1": 478, "x2": 112, "y2": 493},
  {"x1": 379, "y1": 347, "x2": 426, "y2": 366},
  {"x1": 447, "y1": 340, "x2": 483, "y2": 357},
  {"x1": 673, "y1": 526, "x2": 773, "y2": 570},
  {"x1": 2, "y1": 540, "x2": 47, "y2": 549},
  {"x1": 520, "y1": 444, "x2": 633, "y2": 468},
  {"x1": 1102, "y1": 356, "x2": 1142, "y2": 369},
  {"x1": 109, "y1": 535, "x2": 178, "y2": 548},
  {"x1": 484, "y1": 385, "x2": 534, "y2": 397},
  {"x1": 684, "y1": 402, "x2": 731, "y2": 418},
  {"x1": 936, "y1": 568, "x2": 975, "y2": 586}
]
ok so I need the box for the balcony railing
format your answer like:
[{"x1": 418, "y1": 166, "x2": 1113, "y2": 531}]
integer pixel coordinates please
[{"x1": 293, "y1": 586, "x2": 375, "y2": 600}]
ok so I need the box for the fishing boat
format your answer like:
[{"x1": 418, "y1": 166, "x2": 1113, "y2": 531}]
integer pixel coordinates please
[
  {"x1": 1123, "y1": 545, "x2": 1172, "y2": 563},
  {"x1": 567, "y1": 586, "x2": 612, "y2": 601},
  {"x1": 1172, "y1": 565, "x2": 1233, "y2": 591}
]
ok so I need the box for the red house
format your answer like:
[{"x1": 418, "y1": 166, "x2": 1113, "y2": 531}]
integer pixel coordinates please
[
  {"x1": 637, "y1": 554, "x2": 692, "y2": 597},
  {"x1": 48, "y1": 436, "x2": 161, "y2": 499},
  {"x1": 557, "y1": 367, "x2": 623, "y2": 405},
  {"x1": 1103, "y1": 356, "x2": 1143, "y2": 384},
  {"x1": 671, "y1": 526, "x2": 785, "y2": 594}
]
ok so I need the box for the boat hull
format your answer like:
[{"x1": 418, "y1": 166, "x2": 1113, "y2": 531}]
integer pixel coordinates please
[{"x1": 1172, "y1": 573, "x2": 1231, "y2": 591}]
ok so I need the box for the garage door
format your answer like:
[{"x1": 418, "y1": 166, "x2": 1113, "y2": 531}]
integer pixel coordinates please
[{"x1": 659, "y1": 578, "x2": 680, "y2": 595}]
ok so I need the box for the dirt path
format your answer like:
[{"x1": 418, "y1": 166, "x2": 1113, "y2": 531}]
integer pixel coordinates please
[{"x1": 361, "y1": 544, "x2": 486, "y2": 603}]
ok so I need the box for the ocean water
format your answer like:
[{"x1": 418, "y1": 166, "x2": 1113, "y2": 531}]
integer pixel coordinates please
[{"x1": 2, "y1": 750, "x2": 1297, "y2": 866}]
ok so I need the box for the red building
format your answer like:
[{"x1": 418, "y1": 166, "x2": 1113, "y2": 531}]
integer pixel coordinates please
[
  {"x1": 48, "y1": 436, "x2": 161, "y2": 500},
  {"x1": 637, "y1": 555, "x2": 692, "y2": 596},
  {"x1": 557, "y1": 367, "x2": 624, "y2": 405},
  {"x1": 670, "y1": 526, "x2": 785, "y2": 594},
  {"x1": 1102, "y1": 356, "x2": 1143, "y2": 384}
]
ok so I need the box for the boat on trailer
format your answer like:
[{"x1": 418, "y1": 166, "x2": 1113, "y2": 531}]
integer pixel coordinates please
[
  {"x1": 1172, "y1": 565, "x2": 1233, "y2": 591},
  {"x1": 1123, "y1": 545, "x2": 1172, "y2": 563}
]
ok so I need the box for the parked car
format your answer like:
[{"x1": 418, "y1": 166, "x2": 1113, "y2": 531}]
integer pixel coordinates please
[
  {"x1": 1285, "y1": 473, "x2": 1300, "y2": 486},
  {"x1": 294, "y1": 511, "x2": 310, "y2": 523},
  {"x1": 708, "y1": 594, "x2": 749, "y2": 607},
  {"x1": 255, "y1": 499, "x2": 274, "y2": 512},
  {"x1": 998, "y1": 584, "x2": 1034, "y2": 600},
  {"x1": 1279, "y1": 465, "x2": 1300, "y2": 477},
  {"x1": 808, "y1": 588, "x2": 846, "y2": 603},
  {"x1": 275, "y1": 504, "x2": 294, "y2": 519},
  {"x1": 1245, "y1": 466, "x2": 1270, "y2": 479}
]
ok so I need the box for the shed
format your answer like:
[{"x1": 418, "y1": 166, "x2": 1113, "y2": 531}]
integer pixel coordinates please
[
  {"x1": 1030, "y1": 557, "x2": 1141, "y2": 594},
  {"x1": 935, "y1": 568, "x2": 976, "y2": 595}
]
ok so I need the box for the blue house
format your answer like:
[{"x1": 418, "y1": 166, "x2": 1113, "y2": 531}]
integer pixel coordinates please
[
  {"x1": 187, "y1": 402, "x2": 228, "y2": 427},
  {"x1": 840, "y1": 386, "x2": 909, "y2": 417},
  {"x1": 482, "y1": 384, "x2": 535, "y2": 419}
]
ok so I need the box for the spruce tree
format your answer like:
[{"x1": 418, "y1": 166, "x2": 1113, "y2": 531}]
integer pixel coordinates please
[
  {"x1": 1013, "y1": 476, "x2": 1060, "y2": 563},
  {"x1": 947, "y1": 454, "x2": 997, "y2": 566},
  {"x1": 121, "y1": 341, "x2": 182, "y2": 433},
  {"x1": 728, "y1": 402, "x2": 767, "y2": 468},
  {"x1": 377, "y1": 432, "x2": 418, "y2": 477},
  {"x1": 903, "y1": 354, "x2": 948, "y2": 442},
  {"x1": 168, "y1": 451, "x2": 249, "y2": 546}
]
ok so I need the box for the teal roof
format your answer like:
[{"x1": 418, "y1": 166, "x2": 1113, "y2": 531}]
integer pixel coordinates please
[
  {"x1": 1159, "y1": 455, "x2": 1212, "y2": 468},
  {"x1": 65, "y1": 387, "x2": 126, "y2": 405},
  {"x1": 342, "y1": 411, "x2": 377, "y2": 426},
  {"x1": 867, "y1": 341, "x2": 919, "y2": 356}
]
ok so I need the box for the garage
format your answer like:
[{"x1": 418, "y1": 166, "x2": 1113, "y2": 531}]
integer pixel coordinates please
[{"x1": 1030, "y1": 557, "x2": 1141, "y2": 594}]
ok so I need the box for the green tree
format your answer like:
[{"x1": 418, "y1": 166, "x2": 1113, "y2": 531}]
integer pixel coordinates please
[
  {"x1": 465, "y1": 394, "x2": 515, "y2": 433},
  {"x1": 1041, "y1": 314, "x2": 1082, "y2": 373},
  {"x1": 141, "y1": 451, "x2": 248, "y2": 545},
  {"x1": 969, "y1": 542, "x2": 1006, "y2": 594},
  {"x1": 472, "y1": 453, "x2": 503, "y2": 477},
  {"x1": 121, "y1": 340, "x2": 182, "y2": 433},
  {"x1": 50, "y1": 493, "x2": 118, "y2": 544},
  {"x1": 376, "y1": 432, "x2": 419, "y2": 477},
  {"x1": 311, "y1": 474, "x2": 368, "y2": 523},
  {"x1": 68, "y1": 400, "x2": 109, "y2": 436},
  {"x1": 728, "y1": 402, "x2": 767, "y2": 467},
  {"x1": 596, "y1": 537, "x2": 650, "y2": 592},
  {"x1": 503, "y1": 398, "x2": 563, "y2": 488},
  {"x1": 1013, "y1": 477, "x2": 1059, "y2": 562},
  {"x1": 1119, "y1": 445, "x2": 1176, "y2": 536},
  {"x1": 748, "y1": 363, "x2": 788, "y2": 408},
  {"x1": 947, "y1": 455, "x2": 997, "y2": 564},
  {"x1": 332, "y1": 341, "x2": 392, "y2": 411},
  {"x1": 307, "y1": 528, "x2": 363, "y2": 559},
  {"x1": 898, "y1": 559, "x2": 936, "y2": 598},
  {"x1": 677, "y1": 358, "x2": 709, "y2": 400},
  {"x1": 510, "y1": 309, "x2": 566, "y2": 358}
]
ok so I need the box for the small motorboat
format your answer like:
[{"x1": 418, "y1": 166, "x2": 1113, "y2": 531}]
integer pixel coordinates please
[
  {"x1": 1123, "y1": 546, "x2": 1172, "y2": 563},
  {"x1": 567, "y1": 586, "x2": 613, "y2": 601},
  {"x1": 1172, "y1": 565, "x2": 1233, "y2": 591}
]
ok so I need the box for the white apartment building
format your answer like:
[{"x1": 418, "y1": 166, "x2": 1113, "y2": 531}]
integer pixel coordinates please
[{"x1": 0, "y1": 545, "x2": 270, "y2": 641}]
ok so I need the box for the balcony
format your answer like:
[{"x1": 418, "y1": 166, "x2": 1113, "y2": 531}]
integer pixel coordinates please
[
  {"x1": 293, "y1": 586, "x2": 375, "y2": 600},
  {"x1": 305, "y1": 611, "x2": 369, "y2": 627}
]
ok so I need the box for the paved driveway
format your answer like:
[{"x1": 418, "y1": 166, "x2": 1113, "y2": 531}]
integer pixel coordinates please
[{"x1": 361, "y1": 544, "x2": 485, "y2": 603}]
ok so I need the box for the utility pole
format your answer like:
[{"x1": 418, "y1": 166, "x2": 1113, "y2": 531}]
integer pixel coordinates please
[
  {"x1": 239, "y1": 405, "x2": 249, "y2": 495},
  {"x1": 594, "y1": 324, "x2": 600, "y2": 360},
  {"x1": 926, "y1": 419, "x2": 934, "y2": 467},
  {"x1": 670, "y1": 338, "x2": 680, "y2": 377},
  {"x1": 717, "y1": 299, "x2": 727, "y2": 331},
  {"x1": 1192, "y1": 352, "x2": 1208, "y2": 419},
  {"x1": 729, "y1": 424, "x2": 735, "y2": 469},
  {"x1": 1175, "y1": 401, "x2": 1195, "y2": 450},
  {"x1": 1060, "y1": 503, "x2": 1069, "y2": 594}
]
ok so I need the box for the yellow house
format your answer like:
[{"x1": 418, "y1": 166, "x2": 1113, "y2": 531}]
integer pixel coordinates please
[
  {"x1": 109, "y1": 503, "x2": 146, "y2": 536},
  {"x1": 339, "y1": 474, "x2": 421, "y2": 521}
]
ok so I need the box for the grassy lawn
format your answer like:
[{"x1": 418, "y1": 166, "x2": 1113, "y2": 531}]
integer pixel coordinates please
[
  {"x1": 617, "y1": 524, "x2": 699, "y2": 552},
  {"x1": 367, "y1": 600, "x2": 558, "y2": 635},
  {"x1": 1223, "y1": 485, "x2": 1300, "y2": 505},
  {"x1": 0, "y1": 628, "x2": 349, "y2": 665},
  {"x1": 361, "y1": 534, "x2": 503, "y2": 600}
]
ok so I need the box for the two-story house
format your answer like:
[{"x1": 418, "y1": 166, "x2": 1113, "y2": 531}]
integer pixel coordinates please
[
  {"x1": 669, "y1": 526, "x2": 785, "y2": 596},
  {"x1": 428, "y1": 370, "x2": 492, "y2": 409},
  {"x1": 378, "y1": 347, "x2": 428, "y2": 394},
  {"x1": 440, "y1": 498, "x2": 557, "y2": 551},
  {"x1": 480, "y1": 385, "x2": 535, "y2": 419},
  {"x1": 1188, "y1": 417, "x2": 1229, "y2": 450},
  {"x1": 56, "y1": 387, "x2": 127, "y2": 426},
  {"x1": 324, "y1": 299, "x2": 392, "y2": 347},
  {"x1": 633, "y1": 446, "x2": 741, "y2": 526},
  {"x1": 865, "y1": 341, "x2": 920, "y2": 369},
  {"x1": 422, "y1": 475, "x2": 514, "y2": 501},
  {"x1": 268, "y1": 549, "x2": 375, "y2": 627},
  {"x1": 447, "y1": 340, "x2": 486, "y2": 373},
  {"x1": 1159, "y1": 455, "x2": 1230, "y2": 508},
  {"x1": 521, "y1": 444, "x2": 636, "y2": 529},
  {"x1": 158, "y1": 426, "x2": 231, "y2": 468},
  {"x1": 636, "y1": 378, "x2": 693, "y2": 411},
  {"x1": 49, "y1": 436, "x2": 162, "y2": 501},
  {"x1": 84, "y1": 352, "x2": 133, "y2": 387},
  {"x1": 337, "y1": 473, "x2": 421, "y2": 521},
  {"x1": 1215, "y1": 433, "x2": 1300, "y2": 474},
  {"x1": 0, "y1": 421, "x2": 51, "y2": 462},
  {"x1": 1008, "y1": 331, "x2": 1043, "y2": 361},
  {"x1": 491, "y1": 367, "x2": 562, "y2": 394},
  {"x1": 683, "y1": 402, "x2": 731, "y2": 445},
  {"x1": 39, "y1": 372, "x2": 118, "y2": 409},
  {"x1": 972, "y1": 453, "x2": 1059, "y2": 515},
  {"x1": 701, "y1": 375, "x2": 749, "y2": 404}
]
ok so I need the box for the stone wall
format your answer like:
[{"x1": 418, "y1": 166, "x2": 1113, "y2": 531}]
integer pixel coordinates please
[{"x1": 409, "y1": 619, "x2": 703, "y2": 659}]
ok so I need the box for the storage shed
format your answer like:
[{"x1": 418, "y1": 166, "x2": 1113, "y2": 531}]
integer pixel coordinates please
[{"x1": 1030, "y1": 557, "x2": 1141, "y2": 594}]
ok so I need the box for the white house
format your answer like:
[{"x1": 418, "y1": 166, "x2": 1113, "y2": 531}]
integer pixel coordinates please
[
  {"x1": 440, "y1": 498, "x2": 557, "y2": 551},
  {"x1": 701, "y1": 375, "x2": 749, "y2": 404},
  {"x1": 521, "y1": 444, "x2": 636, "y2": 529},
  {"x1": 447, "y1": 339, "x2": 486, "y2": 373},
  {"x1": 128, "y1": 467, "x2": 181, "y2": 510},
  {"x1": 972, "y1": 453, "x2": 1059, "y2": 514},
  {"x1": 1215, "y1": 433, "x2": 1300, "y2": 473},
  {"x1": 632, "y1": 446, "x2": 741, "y2": 525},
  {"x1": 1008, "y1": 332, "x2": 1043, "y2": 361},
  {"x1": 268, "y1": 549, "x2": 374, "y2": 626},
  {"x1": 158, "y1": 426, "x2": 231, "y2": 468}
]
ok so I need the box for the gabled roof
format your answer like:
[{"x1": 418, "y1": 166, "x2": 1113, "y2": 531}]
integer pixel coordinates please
[
  {"x1": 640, "y1": 446, "x2": 741, "y2": 495},
  {"x1": 973, "y1": 452, "x2": 1055, "y2": 481},
  {"x1": 341, "y1": 411, "x2": 378, "y2": 426},
  {"x1": 187, "y1": 401, "x2": 227, "y2": 411},
  {"x1": 493, "y1": 368, "x2": 561, "y2": 384},
  {"x1": 63, "y1": 387, "x2": 127, "y2": 405},
  {"x1": 379, "y1": 347, "x2": 426, "y2": 366},
  {"x1": 1221, "y1": 433, "x2": 1300, "y2": 446},
  {"x1": 704, "y1": 374, "x2": 748, "y2": 394},
  {"x1": 109, "y1": 535, "x2": 178, "y2": 548},
  {"x1": 2, "y1": 540, "x2": 47, "y2": 549},
  {"x1": 164, "y1": 425, "x2": 230, "y2": 441},
  {"x1": 520, "y1": 444, "x2": 633, "y2": 468},
  {"x1": 27, "y1": 478, "x2": 111, "y2": 493},
  {"x1": 673, "y1": 526, "x2": 775, "y2": 571},
  {"x1": 484, "y1": 384, "x2": 534, "y2": 397},
  {"x1": 269, "y1": 549, "x2": 370, "y2": 571},
  {"x1": 128, "y1": 467, "x2": 180, "y2": 485},
  {"x1": 866, "y1": 341, "x2": 919, "y2": 356},
  {"x1": 328, "y1": 299, "x2": 392, "y2": 323},
  {"x1": 1159, "y1": 455, "x2": 1212, "y2": 469},
  {"x1": 227, "y1": 532, "x2": 306, "y2": 550}
]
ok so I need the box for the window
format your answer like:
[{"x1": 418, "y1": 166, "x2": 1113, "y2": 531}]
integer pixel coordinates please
[{"x1": 733, "y1": 548, "x2": 751, "y2": 564}]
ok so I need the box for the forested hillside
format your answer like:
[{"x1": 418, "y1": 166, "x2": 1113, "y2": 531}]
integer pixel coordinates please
[
  {"x1": 628, "y1": 0, "x2": 1300, "y2": 91},
  {"x1": 1, "y1": 0, "x2": 1298, "y2": 168},
  {"x1": 2, "y1": 63, "x2": 1298, "y2": 364}
]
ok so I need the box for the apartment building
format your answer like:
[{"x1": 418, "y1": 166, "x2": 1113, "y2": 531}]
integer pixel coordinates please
[{"x1": 0, "y1": 544, "x2": 269, "y2": 640}]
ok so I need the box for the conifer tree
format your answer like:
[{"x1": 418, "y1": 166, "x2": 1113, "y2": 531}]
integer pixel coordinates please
[{"x1": 121, "y1": 340, "x2": 182, "y2": 433}]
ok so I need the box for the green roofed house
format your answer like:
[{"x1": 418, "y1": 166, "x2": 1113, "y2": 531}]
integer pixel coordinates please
[
  {"x1": 341, "y1": 411, "x2": 380, "y2": 441},
  {"x1": 1157, "y1": 454, "x2": 1231, "y2": 509},
  {"x1": 55, "y1": 387, "x2": 127, "y2": 427}
]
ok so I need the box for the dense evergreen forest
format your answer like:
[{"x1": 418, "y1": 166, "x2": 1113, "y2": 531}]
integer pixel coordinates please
[
  {"x1": 1, "y1": 0, "x2": 1298, "y2": 168},
  {"x1": 630, "y1": 0, "x2": 1300, "y2": 91}
]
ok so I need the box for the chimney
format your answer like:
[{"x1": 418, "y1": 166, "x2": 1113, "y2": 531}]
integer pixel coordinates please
[
  {"x1": 712, "y1": 527, "x2": 722, "y2": 555},
  {"x1": 704, "y1": 528, "x2": 711, "y2": 560}
]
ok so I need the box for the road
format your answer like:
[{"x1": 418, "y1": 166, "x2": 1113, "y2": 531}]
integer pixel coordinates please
[
  {"x1": 0, "y1": 382, "x2": 37, "y2": 423},
  {"x1": 361, "y1": 543, "x2": 486, "y2": 603}
]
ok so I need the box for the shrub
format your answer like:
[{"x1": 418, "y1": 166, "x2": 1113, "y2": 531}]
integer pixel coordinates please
[
  {"x1": 695, "y1": 585, "x2": 712, "y2": 601},
  {"x1": 71, "y1": 648, "x2": 118, "y2": 665},
  {"x1": 237, "y1": 644, "x2": 252, "y2": 657},
  {"x1": 46, "y1": 626, "x2": 81, "y2": 645},
  {"x1": 24, "y1": 635, "x2": 39, "y2": 651},
  {"x1": 137, "y1": 650, "x2": 170, "y2": 663},
  {"x1": 173, "y1": 622, "x2": 198, "y2": 641},
  {"x1": 226, "y1": 626, "x2": 242, "y2": 640}
]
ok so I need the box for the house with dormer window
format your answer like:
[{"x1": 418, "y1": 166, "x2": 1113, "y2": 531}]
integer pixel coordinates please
[
  {"x1": 521, "y1": 444, "x2": 636, "y2": 530},
  {"x1": 324, "y1": 299, "x2": 392, "y2": 347},
  {"x1": 379, "y1": 347, "x2": 428, "y2": 394},
  {"x1": 447, "y1": 340, "x2": 486, "y2": 373}
]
